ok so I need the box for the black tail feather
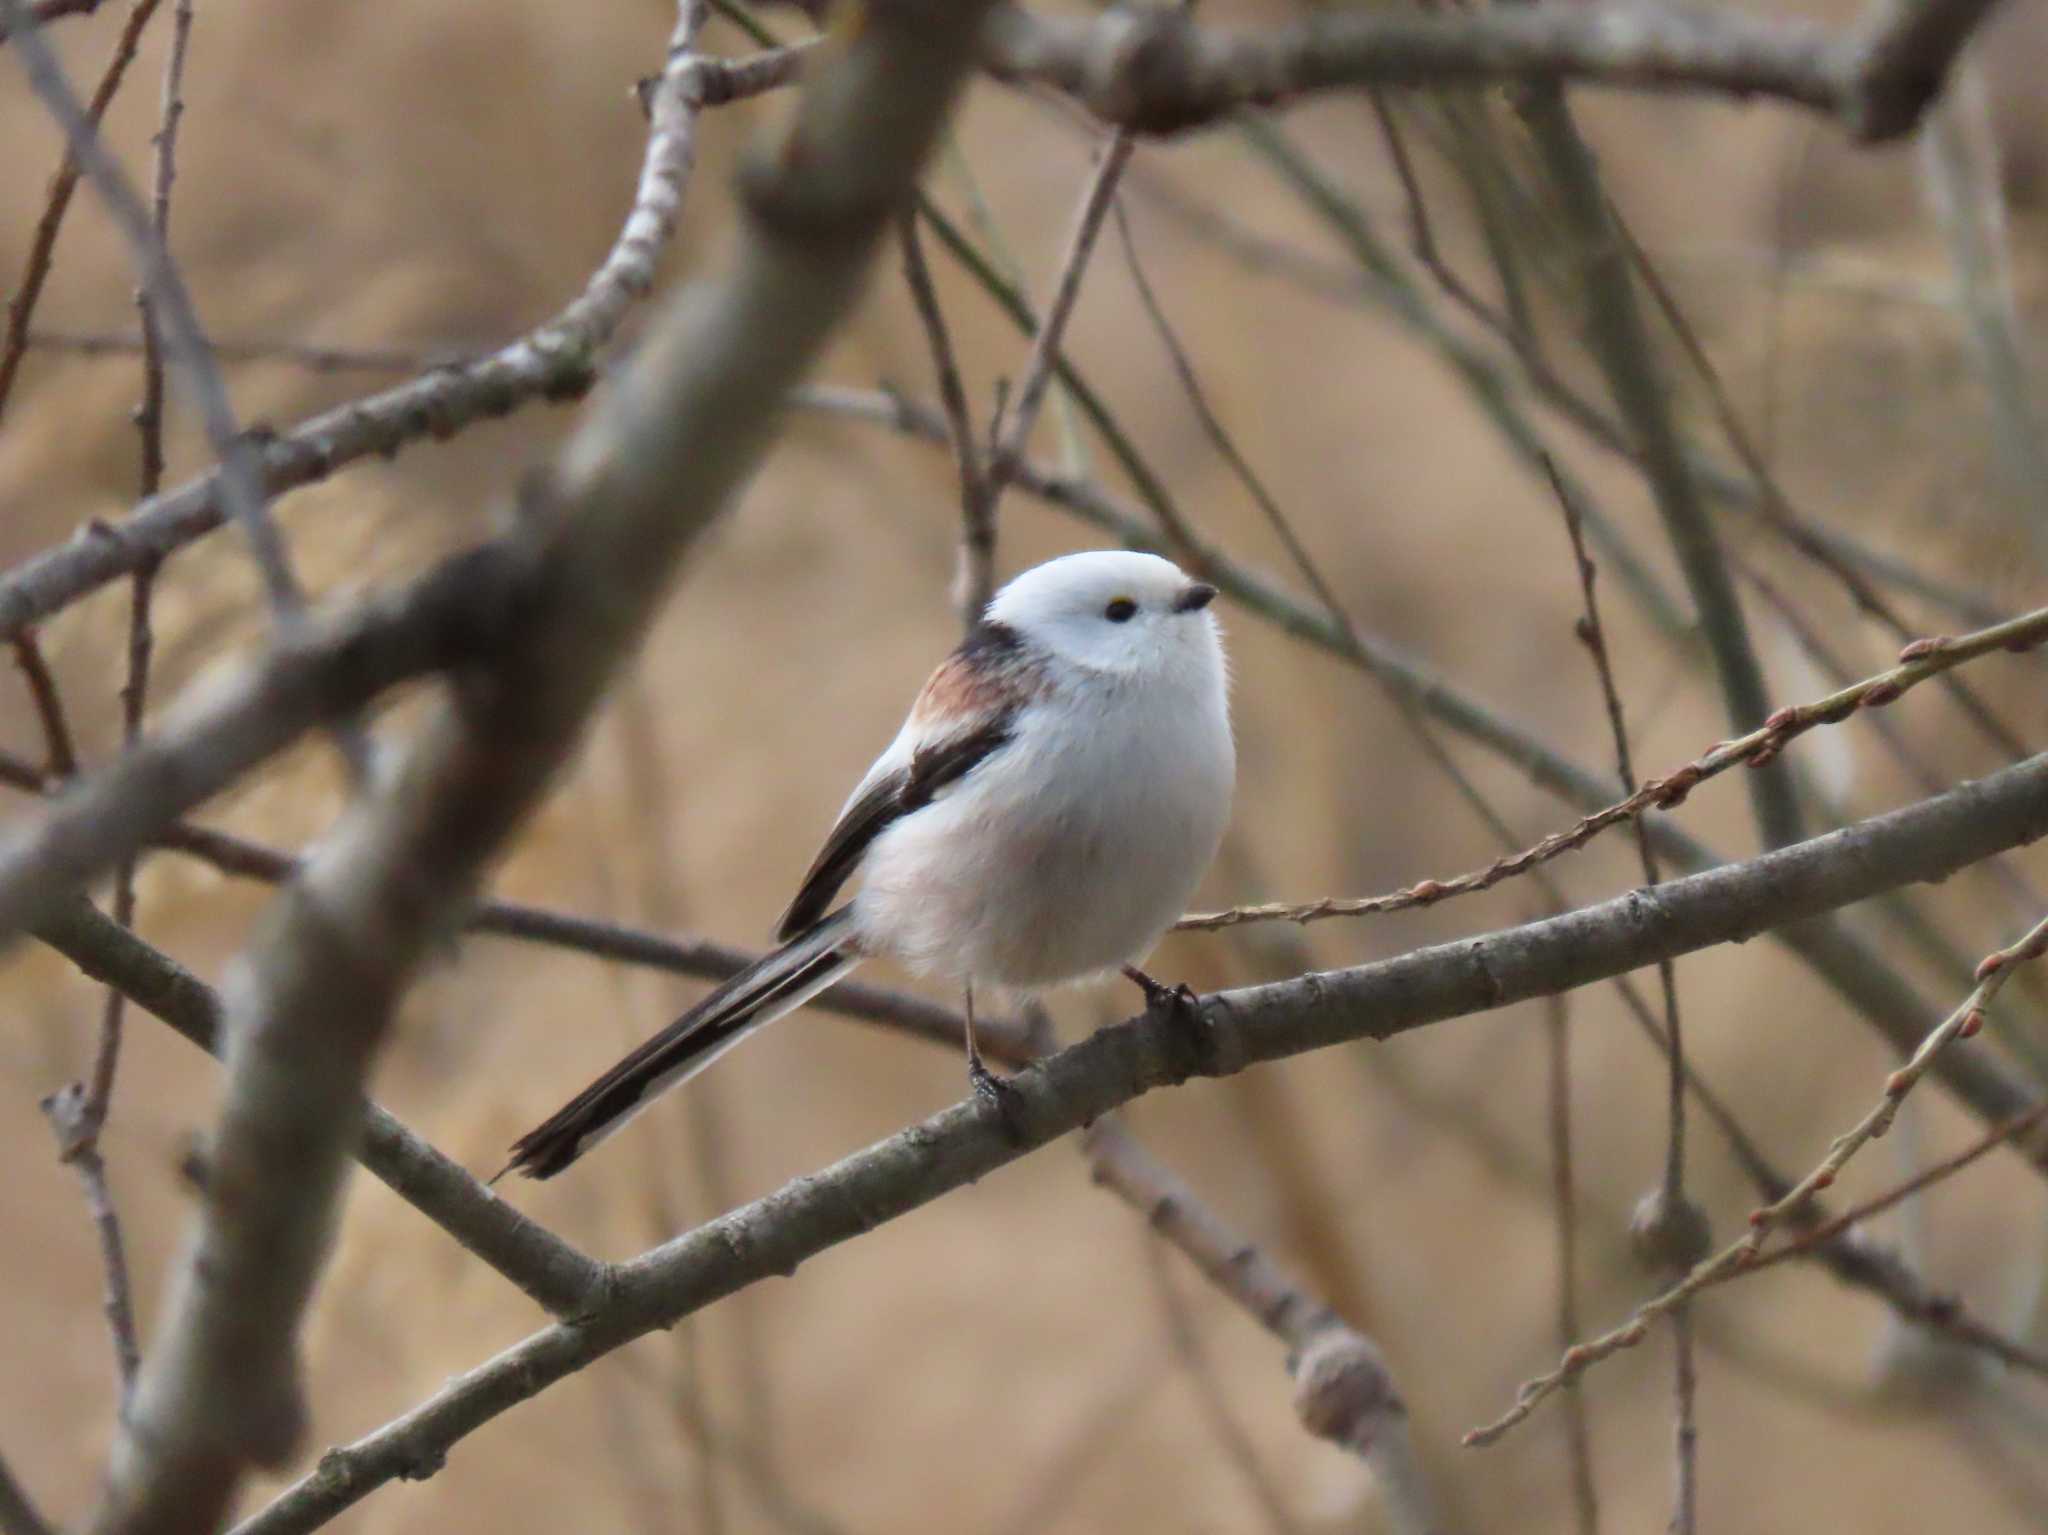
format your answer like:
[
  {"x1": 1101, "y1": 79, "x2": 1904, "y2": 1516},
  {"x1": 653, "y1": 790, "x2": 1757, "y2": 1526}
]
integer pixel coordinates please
[{"x1": 495, "y1": 912, "x2": 856, "y2": 1181}]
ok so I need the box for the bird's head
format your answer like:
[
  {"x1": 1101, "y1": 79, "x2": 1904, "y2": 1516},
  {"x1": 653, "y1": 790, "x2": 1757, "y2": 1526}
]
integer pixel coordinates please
[{"x1": 987, "y1": 550, "x2": 1224, "y2": 685}]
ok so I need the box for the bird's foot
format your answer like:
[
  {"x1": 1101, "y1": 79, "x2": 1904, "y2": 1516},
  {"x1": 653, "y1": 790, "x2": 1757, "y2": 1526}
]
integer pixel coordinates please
[
  {"x1": 969, "y1": 1055, "x2": 1029, "y2": 1144},
  {"x1": 1121, "y1": 965, "x2": 1209, "y2": 1072}
]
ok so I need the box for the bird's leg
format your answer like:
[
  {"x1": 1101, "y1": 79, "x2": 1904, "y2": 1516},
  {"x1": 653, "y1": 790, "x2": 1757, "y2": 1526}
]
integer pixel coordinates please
[
  {"x1": 964, "y1": 983, "x2": 1028, "y2": 1140},
  {"x1": 1121, "y1": 964, "x2": 1208, "y2": 1070}
]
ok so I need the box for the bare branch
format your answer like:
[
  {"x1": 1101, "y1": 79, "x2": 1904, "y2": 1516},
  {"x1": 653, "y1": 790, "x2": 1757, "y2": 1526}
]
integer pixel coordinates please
[
  {"x1": 1180, "y1": 599, "x2": 2048, "y2": 932},
  {"x1": 0, "y1": 39, "x2": 803, "y2": 648},
  {"x1": 894, "y1": 211, "x2": 992, "y2": 626},
  {"x1": 980, "y1": 0, "x2": 2003, "y2": 143},
  {"x1": 0, "y1": 0, "x2": 161, "y2": 422},
  {"x1": 1085, "y1": 1120, "x2": 1443, "y2": 1535},
  {"x1": 1467, "y1": 909, "x2": 2048, "y2": 1447},
  {"x1": 1, "y1": 0, "x2": 304, "y2": 623},
  {"x1": 984, "y1": 130, "x2": 1133, "y2": 492},
  {"x1": 0, "y1": 540, "x2": 529, "y2": 946},
  {"x1": 28, "y1": 327, "x2": 434, "y2": 373},
  {"x1": 133, "y1": 0, "x2": 194, "y2": 495},
  {"x1": 1545, "y1": 998, "x2": 1600, "y2": 1535},
  {"x1": 10, "y1": 632, "x2": 78, "y2": 781},
  {"x1": 231, "y1": 750, "x2": 2048, "y2": 1535},
  {"x1": 31, "y1": 894, "x2": 608, "y2": 1317}
]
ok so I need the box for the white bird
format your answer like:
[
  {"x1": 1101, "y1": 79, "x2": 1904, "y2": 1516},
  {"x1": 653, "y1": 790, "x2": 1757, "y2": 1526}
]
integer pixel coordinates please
[{"x1": 501, "y1": 550, "x2": 1234, "y2": 1179}]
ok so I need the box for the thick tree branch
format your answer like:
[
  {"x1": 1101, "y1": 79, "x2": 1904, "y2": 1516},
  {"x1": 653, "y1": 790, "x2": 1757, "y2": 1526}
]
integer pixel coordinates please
[
  {"x1": 0, "y1": 540, "x2": 529, "y2": 946},
  {"x1": 91, "y1": 0, "x2": 1000, "y2": 1529},
  {"x1": 979, "y1": 0, "x2": 1999, "y2": 142},
  {"x1": 231, "y1": 751, "x2": 2048, "y2": 1535},
  {"x1": 32, "y1": 895, "x2": 608, "y2": 1317}
]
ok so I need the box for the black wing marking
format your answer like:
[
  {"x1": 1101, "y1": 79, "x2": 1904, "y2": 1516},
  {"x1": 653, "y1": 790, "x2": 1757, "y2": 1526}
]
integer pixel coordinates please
[{"x1": 775, "y1": 714, "x2": 1017, "y2": 940}]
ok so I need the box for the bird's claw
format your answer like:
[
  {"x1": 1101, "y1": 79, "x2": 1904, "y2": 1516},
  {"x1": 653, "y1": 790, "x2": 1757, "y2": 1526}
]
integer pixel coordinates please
[
  {"x1": 968, "y1": 1057, "x2": 1029, "y2": 1144},
  {"x1": 1123, "y1": 966, "x2": 1209, "y2": 1071}
]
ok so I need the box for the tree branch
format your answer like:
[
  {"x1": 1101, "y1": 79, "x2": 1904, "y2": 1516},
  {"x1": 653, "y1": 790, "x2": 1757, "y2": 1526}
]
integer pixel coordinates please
[
  {"x1": 1084, "y1": 1120, "x2": 1443, "y2": 1535},
  {"x1": 0, "y1": 37, "x2": 802, "y2": 648},
  {"x1": 31, "y1": 894, "x2": 609, "y2": 1318},
  {"x1": 0, "y1": 540, "x2": 530, "y2": 946},
  {"x1": 231, "y1": 749, "x2": 2048, "y2": 1534},
  {"x1": 979, "y1": 0, "x2": 2001, "y2": 143}
]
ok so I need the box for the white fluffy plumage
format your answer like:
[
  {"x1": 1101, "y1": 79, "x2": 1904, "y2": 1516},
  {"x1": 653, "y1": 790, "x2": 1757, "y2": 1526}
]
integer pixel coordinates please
[{"x1": 502, "y1": 551, "x2": 1234, "y2": 1179}]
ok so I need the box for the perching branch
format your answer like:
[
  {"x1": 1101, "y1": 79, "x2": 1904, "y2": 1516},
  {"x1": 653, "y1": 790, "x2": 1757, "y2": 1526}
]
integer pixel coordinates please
[{"x1": 231, "y1": 749, "x2": 2048, "y2": 1534}]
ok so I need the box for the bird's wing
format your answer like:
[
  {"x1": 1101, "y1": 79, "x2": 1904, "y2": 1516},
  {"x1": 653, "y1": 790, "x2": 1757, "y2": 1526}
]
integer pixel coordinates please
[
  {"x1": 774, "y1": 712, "x2": 1018, "y2": 940},
  {"x1": 775, "y1": 628, "x2": 1035, "y2": 940}
]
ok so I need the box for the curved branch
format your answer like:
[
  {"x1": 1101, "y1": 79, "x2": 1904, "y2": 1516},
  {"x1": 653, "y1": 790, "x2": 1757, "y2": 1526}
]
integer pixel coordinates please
[{"x1": 232, "y1": 749, "x2": 2048, "y2": 1535}]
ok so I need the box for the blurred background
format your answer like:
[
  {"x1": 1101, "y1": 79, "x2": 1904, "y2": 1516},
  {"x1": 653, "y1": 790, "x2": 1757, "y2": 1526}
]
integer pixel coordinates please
[{"x1": 5, "y1": 0, "x2": 2048, "y2": 1529}]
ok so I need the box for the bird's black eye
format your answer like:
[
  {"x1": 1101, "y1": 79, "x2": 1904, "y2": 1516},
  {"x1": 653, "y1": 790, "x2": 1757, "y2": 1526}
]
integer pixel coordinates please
[{"x1": 1104, "y1": 597, "x2": 1138, "y2": 623}]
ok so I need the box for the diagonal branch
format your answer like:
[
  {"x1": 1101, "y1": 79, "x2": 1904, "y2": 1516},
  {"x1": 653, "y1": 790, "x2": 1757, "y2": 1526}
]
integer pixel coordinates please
[
  {"x1": 231, "y1": 749, "x2": 2048, "y2": 1535},
  {"x1": 33, "y1": 894, "x2": 607, "y2": 1317}
]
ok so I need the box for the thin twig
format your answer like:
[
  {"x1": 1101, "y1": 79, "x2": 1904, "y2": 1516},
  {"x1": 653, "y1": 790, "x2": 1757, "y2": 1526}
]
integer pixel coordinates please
[
  {"x1": 1180, "y1": 598, "x2": 2048, "y2": 932},
  {"x1": 1546, "y1": 455, "x2": 1697, "y2": 1525},
  {"x1": 2, "y1": 0, "x2": 304, "y2": 624},
  {"x1": 1521, "y1": 83, "x2": 1800, "y2": 865},
  {"x1": 133, "y1": 0, "x2": 192, "y2": 495},
  {"x1": 0, "y1": 38, "x2": 805, "y2": 647},
  {"x1": 1467, "y1": 906, "x2": 2048, "y2": 1447},
  {"x1": 982, "y1": 129, "x2": 1134, "y2": 503},
  {"x1": 1752, "y1": 1099, "x2": 2048, "y2": 1278},
  {"x1": 895, "y1": 209, "x2": 992, "y2": 626},
  {"x1": 0, "y1": 0, "x2": 162, "y2": 421},
  {"x1": 28, "y1": 326, "x2": 438, "y2": 373},
  {"x1": 10, "y1": 632, "x2": 77, "y2": 780},
  {"x1": 1545, "y1": 1001, "x2": 1600, "y2": 1535}
]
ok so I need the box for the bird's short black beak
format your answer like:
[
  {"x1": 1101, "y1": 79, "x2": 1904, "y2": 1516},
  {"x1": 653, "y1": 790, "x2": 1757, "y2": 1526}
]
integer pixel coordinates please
[{"x1": 1174, "y1": 582, "x2": 1218, "y2": 613}]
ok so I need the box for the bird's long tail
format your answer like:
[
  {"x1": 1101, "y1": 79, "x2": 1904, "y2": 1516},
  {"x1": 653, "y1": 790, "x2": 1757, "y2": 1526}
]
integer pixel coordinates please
[{"x1": 496, "y1": 908, "x2": 859, "y2": 1180}]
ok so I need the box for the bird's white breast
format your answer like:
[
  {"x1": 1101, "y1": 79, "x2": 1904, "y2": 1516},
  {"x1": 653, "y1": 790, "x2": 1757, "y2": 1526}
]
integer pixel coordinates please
[{"x1": 851, "y1": 658, "x2": 1233, "y2": 991}]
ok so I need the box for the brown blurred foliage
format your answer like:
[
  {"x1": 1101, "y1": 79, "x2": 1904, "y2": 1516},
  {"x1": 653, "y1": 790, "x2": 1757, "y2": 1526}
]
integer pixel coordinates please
[{"x1": 5, "y1": 1, "x2": 2048, "y2": 1531}]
